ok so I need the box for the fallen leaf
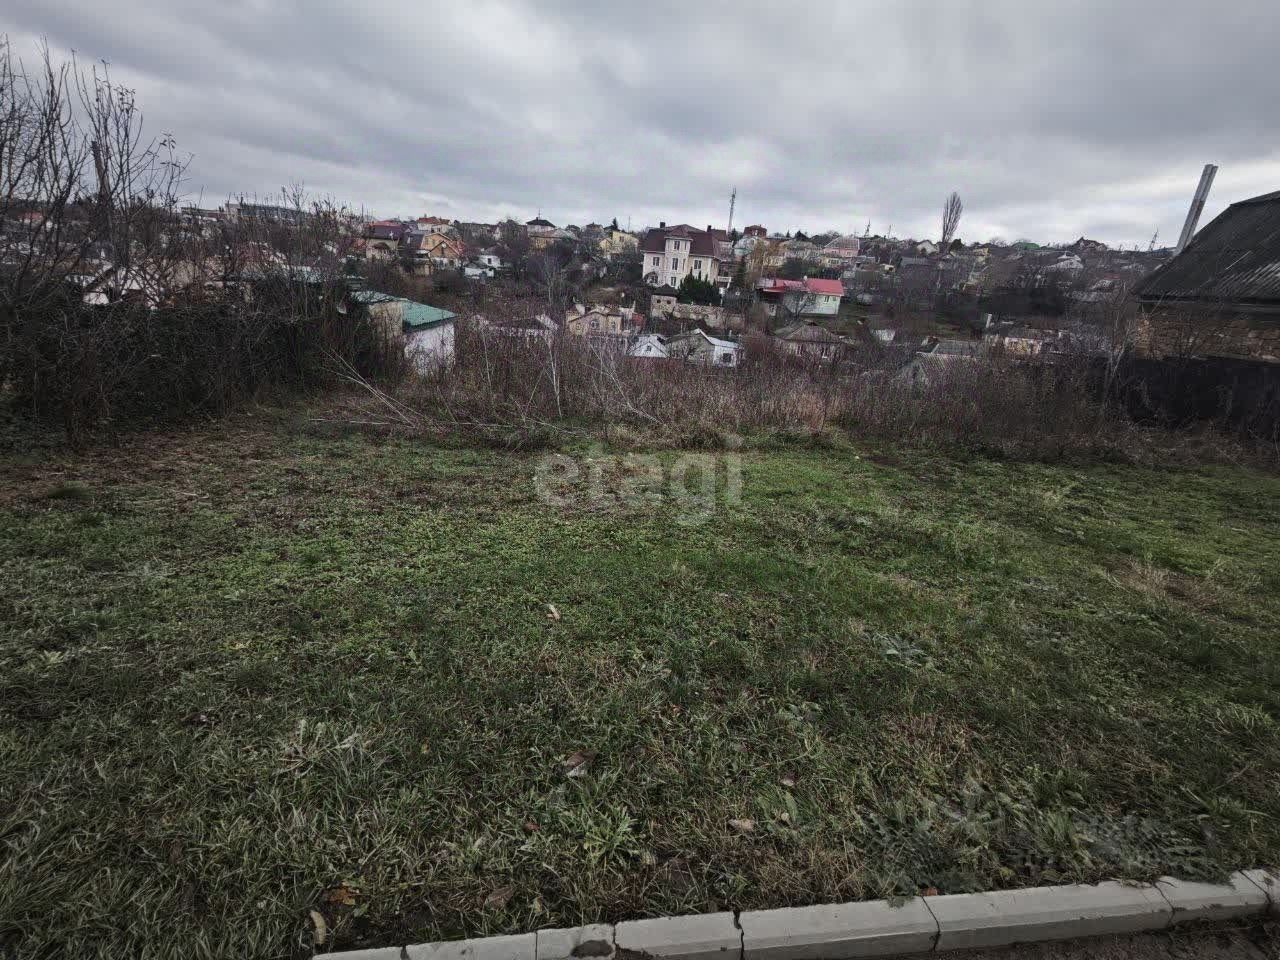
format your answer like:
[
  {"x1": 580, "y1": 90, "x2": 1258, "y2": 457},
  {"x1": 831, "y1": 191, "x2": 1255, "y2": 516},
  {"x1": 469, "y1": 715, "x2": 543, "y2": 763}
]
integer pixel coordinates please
[
  {"x1": 420, "y1": 741, "x2": 430, "y2": 755},
  {"x1": 523, "y1": 820, "x2": 540, "y2": 834},
  {"x1": 562, "y1": 750, "x2": 595, "y2": 777},
  {"x1": 922, "y1": 886, "x2": 939, "y2": 897},
  {"x1": 484, "y1": 885, "x2": 514, "y2": 910},
  {"x1": 776, "y1": 811, "x2": 791, "y2": 825},
  {"x1": 309, "y1": 909, "x2": 328, "y2": 946},
  {"x1": 325, "y1": 885, "x2": 359, "y2": 907},
  {"x1": 728, "y1": 818, "x2": 756, "y2": 834},
  {"x1": 780, "y1": 773, "x2": 797, "y2": 788},
  {"x1": 546, "y1": 604, "x2": 561, "y2": 621}
]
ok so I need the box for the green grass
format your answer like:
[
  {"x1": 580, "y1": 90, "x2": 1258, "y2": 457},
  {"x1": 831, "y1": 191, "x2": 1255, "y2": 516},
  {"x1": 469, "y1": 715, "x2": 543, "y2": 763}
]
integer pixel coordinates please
[{"x1": 2, "y1": 415, "x2": 1279, "y2": 959}]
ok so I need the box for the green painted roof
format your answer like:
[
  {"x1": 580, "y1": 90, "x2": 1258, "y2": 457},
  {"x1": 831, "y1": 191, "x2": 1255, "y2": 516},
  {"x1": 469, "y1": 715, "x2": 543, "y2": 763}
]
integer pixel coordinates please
[
  {"x1": 352, "y1": 290, "x2": 456, "y2": 331},
  {"x1": 401, "y1": 301, "x2": 456, "y2": 330}
]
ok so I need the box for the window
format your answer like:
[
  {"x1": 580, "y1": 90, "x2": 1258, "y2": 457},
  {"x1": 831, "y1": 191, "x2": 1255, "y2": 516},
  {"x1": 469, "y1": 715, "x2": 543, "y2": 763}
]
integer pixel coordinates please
[
  {"x1": 719, "y1": 351, "x2": 734, "y2": 365},
  {"x1": 589, "y1": 319, "x2": 599, "y2": 330},
  {"x1": 652, "y1": 256, "x2": 659, "y2": 266},
  {"x1": 693, "y1": 259, "x2": 701, "y2": 269},
  {"x1": 671, "y1": 257, "x2": 679, "y2": 269}
]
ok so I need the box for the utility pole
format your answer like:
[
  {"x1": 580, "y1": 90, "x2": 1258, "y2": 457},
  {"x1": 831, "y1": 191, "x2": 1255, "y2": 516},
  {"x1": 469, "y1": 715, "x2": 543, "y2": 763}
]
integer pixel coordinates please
[
  {"x1": 1175, "y1": 163, "x2": 1217, "y2": 254},
  {"x1": 727, "y1": 186, "x2": 737, "y2": 234}
]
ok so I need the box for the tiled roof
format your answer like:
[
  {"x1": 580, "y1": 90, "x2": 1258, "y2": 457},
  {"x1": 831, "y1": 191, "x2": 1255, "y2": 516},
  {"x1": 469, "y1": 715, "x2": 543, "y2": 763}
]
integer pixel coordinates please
[{"x1": 639, "y1": 224, "x2": 726, "y2": 258}]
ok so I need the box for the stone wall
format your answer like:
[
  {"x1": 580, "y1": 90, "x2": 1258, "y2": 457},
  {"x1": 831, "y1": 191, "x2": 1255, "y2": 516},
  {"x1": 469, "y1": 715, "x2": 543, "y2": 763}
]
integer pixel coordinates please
[
  {"x1": 650, "y1": 297, "x2": 739, "y2": 331},
  {"x1": 1136, "y1": 305, "x2": 1280, "y2": 364}
]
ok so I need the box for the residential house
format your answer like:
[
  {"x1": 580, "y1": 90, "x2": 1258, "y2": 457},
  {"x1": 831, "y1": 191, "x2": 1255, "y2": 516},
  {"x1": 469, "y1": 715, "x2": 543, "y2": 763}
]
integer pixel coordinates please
[
  {"x1": 364, "y1": 221, "x2": 404, "y2": 261},
  {"x1": 627, "y1": 333, "x2": 669, "y2": 359},
  {"x1": 525, "y1": 217, "x2": 557, "y2": 236},
  {"x1": 822, "y1": 235, "x2": 862, "y2": 261},
  {"x1": 778, "y1": 238, "x2": 819, "y2": 261},
  {"x1": 564, "y1": 302, "x2": 635, "y2": 338},
  {"x1": 415, "y1": 216, "x2": 455, "y2": 235},
  {"x1": 226, "y1": 200, "x2": 310, "y2": 225},
  {"x1": 353, "y1": 290, "x2": 456, "y2": 370},
  {"x1": 733, "y1": 233, "x2": 768, "y2": 258},
  {"x1": 756, "y1": 277, "x2": 844, "y2": 318},
  {"x1": 894, "y1": 338, "x2": 988, "y2": 389},
  {"x1": 1071, "y1": 237, "x2": 1109, "y2": 255},
  {"x1": 665, "y1": 329, "x2": 741, "y2": 367},
  {"x1": 598, "y1": 227, "x2": 639, "y2": 258},
  {"x1": 400, "y1": 230, "x2": 464, "y2": 274},
  {"x1": 1131, "y1": 189, "x2": 1280, "y2": 363},
  {"x1": 773, "y1": 321, "x2": 846, "y2": 362},
  {"x1": 983, "y1": 323, "x2": 1058, "y2": 356},
  {"x1": 530, "y1": 227, "x2": 578, "y2": 252},
  {"x1": 742, "y1": 224, "x2": 768, "y2": 238},
  {"x1": 639, "y1": 222, "x2": 728, "y2": 290},
  {"x1": 1045, "y1": 253, "x2": 1084, "y2": 274},
  {"x1": 915, "y1": 240, "x2": 939, "y2": 256},
  {"x1": 479, "y1": 313, "x2": 557, "y2": 342}
]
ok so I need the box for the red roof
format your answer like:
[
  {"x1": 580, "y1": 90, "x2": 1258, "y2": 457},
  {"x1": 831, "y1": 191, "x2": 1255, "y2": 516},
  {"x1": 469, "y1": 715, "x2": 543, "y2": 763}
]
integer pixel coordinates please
[
  {"x1": 805, "y1": 278, "x2": 844, "y2": 296},
  {"x1": 758, "y1": 277, "x2": 845, "y2": 296}
]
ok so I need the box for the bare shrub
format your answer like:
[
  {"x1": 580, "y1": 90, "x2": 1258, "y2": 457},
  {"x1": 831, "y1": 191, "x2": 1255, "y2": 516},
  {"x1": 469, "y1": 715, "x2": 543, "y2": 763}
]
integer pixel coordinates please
[
  {"x1": 0, "y1": 43, "x2": 400, "y2": 439},
  {"x1": 400, "y1": 325, "x2": 1157, "y2": 461}
]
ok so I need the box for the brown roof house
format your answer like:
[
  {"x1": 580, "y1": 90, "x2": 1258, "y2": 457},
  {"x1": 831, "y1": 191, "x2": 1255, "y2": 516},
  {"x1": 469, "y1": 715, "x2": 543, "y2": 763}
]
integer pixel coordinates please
[
  {"x1": 639, "y1": 223, "x2": 728, "y2": 291},
  {"x1": 1132, "y1": 190, "x2": 1280, "y2": 363}
]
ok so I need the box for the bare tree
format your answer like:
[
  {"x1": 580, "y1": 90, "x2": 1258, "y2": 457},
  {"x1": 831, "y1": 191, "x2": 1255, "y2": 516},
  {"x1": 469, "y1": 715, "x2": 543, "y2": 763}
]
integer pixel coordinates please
[{"x1": 940, "y1": 191, "x2": 963, "y2": 253}]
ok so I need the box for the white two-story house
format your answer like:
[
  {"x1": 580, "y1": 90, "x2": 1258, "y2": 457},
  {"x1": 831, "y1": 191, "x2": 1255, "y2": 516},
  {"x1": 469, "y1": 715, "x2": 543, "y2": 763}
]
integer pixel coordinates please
[{"x1": 639, "y1": 222, "x2": 728, "y2": 290}]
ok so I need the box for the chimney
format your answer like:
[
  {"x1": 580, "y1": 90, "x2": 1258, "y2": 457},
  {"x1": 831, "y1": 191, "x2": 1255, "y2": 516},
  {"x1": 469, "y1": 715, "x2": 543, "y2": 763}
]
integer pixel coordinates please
[
  {"x1": 659, "y1": 221, "x2": 666, "y2": 229},
  {"x1": 707, "y1": 224, "x2": 713, "y2": 233},
  {"x1": 1175, "y1": 163, "x2": 1218, "y2": 255}
]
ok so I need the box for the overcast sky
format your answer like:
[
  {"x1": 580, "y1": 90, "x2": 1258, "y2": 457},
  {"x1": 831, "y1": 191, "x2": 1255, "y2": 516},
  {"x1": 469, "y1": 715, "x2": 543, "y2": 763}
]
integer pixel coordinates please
[{"x1": 4, "y1": 1, "x2": 1277, "y2": 248}]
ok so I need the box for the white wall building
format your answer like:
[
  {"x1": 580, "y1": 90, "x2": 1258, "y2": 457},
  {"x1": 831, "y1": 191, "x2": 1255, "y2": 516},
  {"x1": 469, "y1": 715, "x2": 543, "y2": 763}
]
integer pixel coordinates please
[{"x1": 639, "y1": 222, "x2": 728, "y2": 290}]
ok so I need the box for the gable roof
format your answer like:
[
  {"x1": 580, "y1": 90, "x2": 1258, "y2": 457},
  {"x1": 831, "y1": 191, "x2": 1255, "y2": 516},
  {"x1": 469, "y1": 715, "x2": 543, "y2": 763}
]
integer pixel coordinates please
[
  {"x1": 774, "y1": 322, "x2": 844, "y2": 343},
  {"x1": 805, "y1": 278, "x2": 845, "y2": 296},
  {"x1": 667, "y1": 328, "x2": 739, "y2": 350},
  {"x1": 525, "y1": 217, "x2": 555, "y2": 228},
  {"x1": 1132, "y1": 190, "x2": 1280, "y2": 305},
  {"x1": 639, "y1": 224, "x2": 726, "y2": 258}
]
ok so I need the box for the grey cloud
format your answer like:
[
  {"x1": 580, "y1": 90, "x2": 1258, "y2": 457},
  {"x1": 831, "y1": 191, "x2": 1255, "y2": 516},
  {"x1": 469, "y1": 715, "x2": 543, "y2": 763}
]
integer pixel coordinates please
[{"x1": 3, "y1": 0, "x2": 1277, "y2": 246}]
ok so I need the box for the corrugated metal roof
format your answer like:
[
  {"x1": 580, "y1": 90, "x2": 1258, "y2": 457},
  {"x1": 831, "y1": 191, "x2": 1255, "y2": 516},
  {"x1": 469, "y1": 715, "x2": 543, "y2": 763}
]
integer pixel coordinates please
[
  {"x1": 352, "y1": 290, "x2": 455, "y2": 330},
  {"x1": 401, "y1": 302, "x2": 456, "y2": 330},
  {"x1": 1133, "y1": 190, "x2": 1280, "y2": 305}
]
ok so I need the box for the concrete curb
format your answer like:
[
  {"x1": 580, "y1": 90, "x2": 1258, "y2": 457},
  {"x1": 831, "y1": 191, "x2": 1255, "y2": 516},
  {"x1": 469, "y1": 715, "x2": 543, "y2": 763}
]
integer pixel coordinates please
[{"x1": 315, "y1": 869, "x2": 1278, "y2": 960}]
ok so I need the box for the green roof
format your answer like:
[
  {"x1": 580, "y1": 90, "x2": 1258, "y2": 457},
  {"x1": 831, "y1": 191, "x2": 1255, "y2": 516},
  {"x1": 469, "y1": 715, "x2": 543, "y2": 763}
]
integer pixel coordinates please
[
  {"x1": 401, "y1": 301, "x2": 456, "y2": 330},
  {"x1": 352, "y1": 290, "x2": 456, "y2": 331}
]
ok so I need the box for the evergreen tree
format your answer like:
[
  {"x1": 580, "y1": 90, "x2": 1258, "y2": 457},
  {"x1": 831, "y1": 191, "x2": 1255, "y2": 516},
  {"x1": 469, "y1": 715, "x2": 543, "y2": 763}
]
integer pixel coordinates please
[{"x1": 676, "y1": 273, "x2": 720, "y2": 305}]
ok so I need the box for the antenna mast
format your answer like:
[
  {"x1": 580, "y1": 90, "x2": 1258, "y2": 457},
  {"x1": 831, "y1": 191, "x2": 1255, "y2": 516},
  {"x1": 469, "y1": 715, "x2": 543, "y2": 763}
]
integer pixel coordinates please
[{"x1": 727, "y1": 186, "x2": 737, "y2": 233}]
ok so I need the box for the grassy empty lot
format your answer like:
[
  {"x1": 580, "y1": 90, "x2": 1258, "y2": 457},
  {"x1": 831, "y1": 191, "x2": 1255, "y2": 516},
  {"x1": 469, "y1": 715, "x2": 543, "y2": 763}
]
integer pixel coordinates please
[{"x1": 2, "y1": 410, "x2": 1278, "y2": 959}]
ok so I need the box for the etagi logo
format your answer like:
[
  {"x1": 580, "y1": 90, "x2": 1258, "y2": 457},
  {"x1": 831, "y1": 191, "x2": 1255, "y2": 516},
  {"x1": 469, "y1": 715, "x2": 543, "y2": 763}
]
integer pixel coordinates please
[{"x1": 534, "y1": 444, "x2": 743, "y2": 526}]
